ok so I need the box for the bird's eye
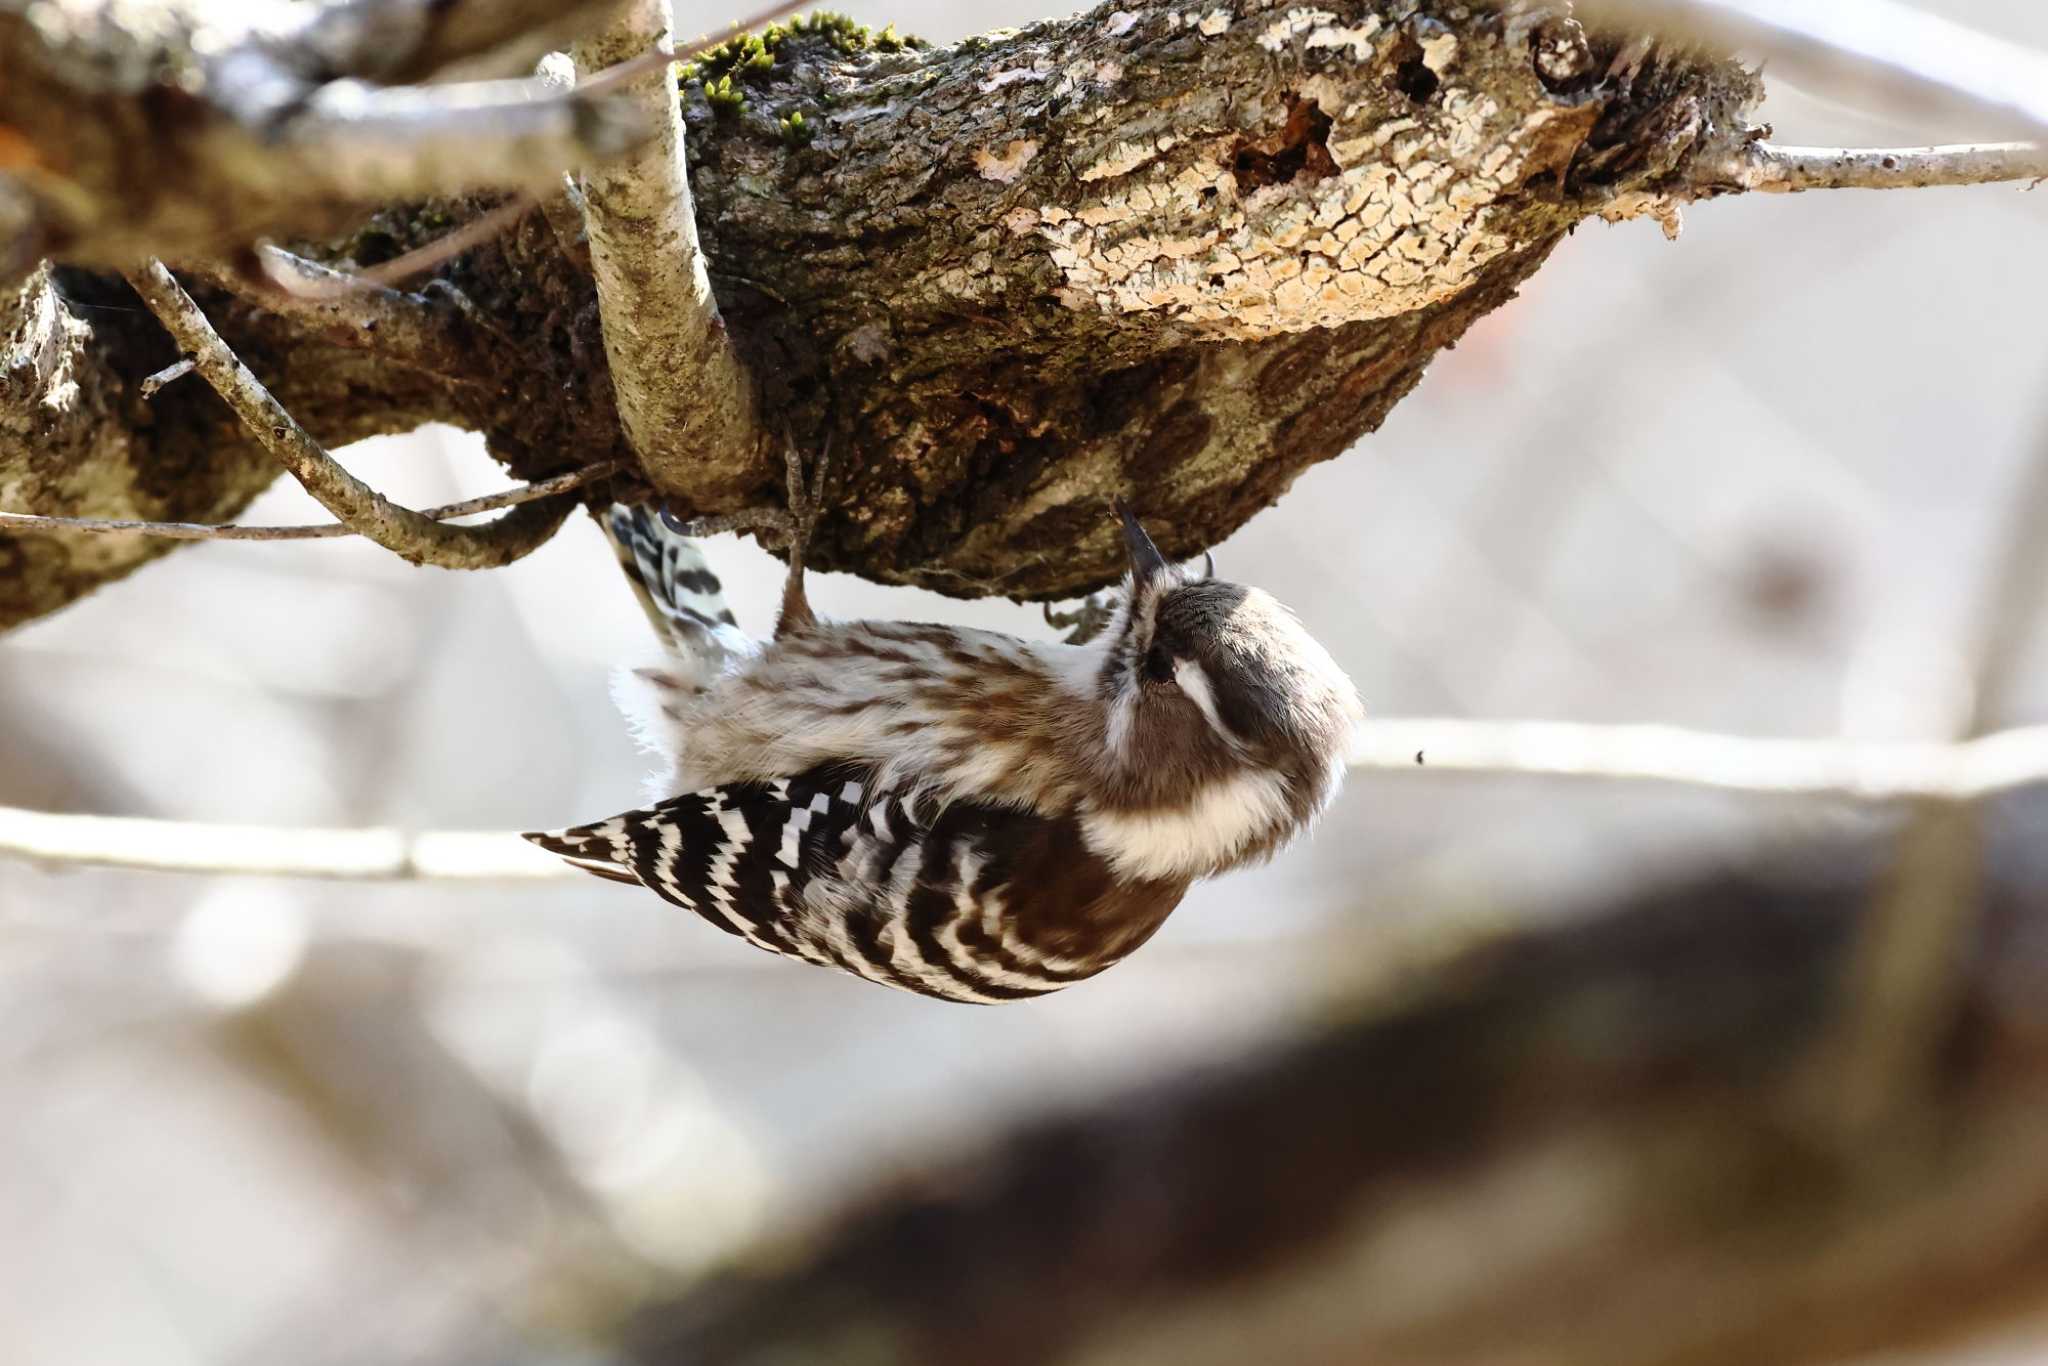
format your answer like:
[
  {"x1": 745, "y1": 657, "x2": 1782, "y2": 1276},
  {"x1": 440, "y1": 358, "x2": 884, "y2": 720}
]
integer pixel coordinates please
[{"x1": 1142, "y1": 644, "x2": 1175, "y2": 684}]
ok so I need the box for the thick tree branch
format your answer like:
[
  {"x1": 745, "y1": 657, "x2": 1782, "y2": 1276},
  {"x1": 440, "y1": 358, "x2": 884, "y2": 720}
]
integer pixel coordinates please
[
  {"x1": 570, "y1": 0, "x2": 770, "y2": 509},
  {"x1": 4, "y1": 0, "x2": 2038, "y2": 630},
  {"x1": 127, "y1": 260, "x2": 576, "y2": 568}
]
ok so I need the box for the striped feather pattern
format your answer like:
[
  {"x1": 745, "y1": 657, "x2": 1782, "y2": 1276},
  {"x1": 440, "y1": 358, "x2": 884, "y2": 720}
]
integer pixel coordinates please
[
  {"x1": 606, "y1": 504, "x2": 749, "y2": 671},
  {"x1": 526, "y1": 760, "x2": 1184, "y2": 1004}
]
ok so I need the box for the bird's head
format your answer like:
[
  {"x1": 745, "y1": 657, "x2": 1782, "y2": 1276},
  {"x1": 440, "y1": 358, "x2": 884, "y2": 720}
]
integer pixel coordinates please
[{"x1": 1087, "y1": 501, "x2": 1365, "y2": 854}]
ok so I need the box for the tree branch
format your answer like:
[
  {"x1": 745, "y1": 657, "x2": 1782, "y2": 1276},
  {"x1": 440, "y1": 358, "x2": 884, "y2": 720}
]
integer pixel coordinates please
[
  {"x1": 7, "y1": 721, "x2": 2048, "y2": 880},
  {"x1": 0, "y1": 0, "x2": 642, "y2": 276},
  {"x1": 9, "y1": 0, "x2": 2043, "y2": 630},
  {"x1": 199, "y1": 247, "x2": 486, "y2": 374},
  {"x1": 126, "y1": 260, "x2": 576, "y2": 569},
  {"x1": 1369, "y1": 718, "x2": 2048, "y2": 801},
  {"x1": 251, "y1": 75, "x2": 645, "y2": 204},
  {"x1": 569, "y1": 0, "x2": 773, "y2": 510},
  {"x1": 0, "y1": 807, "x2": 564, "y2": 880},
  {"x1": 1691, "y1": 140, "x2": 2048, "y2": 194},
  {"x1": 0, "y1": 460, "x2": 622, "y2": 543}
]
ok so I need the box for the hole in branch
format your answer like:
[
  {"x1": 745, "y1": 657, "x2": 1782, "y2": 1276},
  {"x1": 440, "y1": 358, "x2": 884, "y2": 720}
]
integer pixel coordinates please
[
  {"x1": 1229, "y1": 97, "x2": 1337, "y2": 194},
  {"x1": 1392, "y1": 54, "x2": 1440, "y2": 103}
]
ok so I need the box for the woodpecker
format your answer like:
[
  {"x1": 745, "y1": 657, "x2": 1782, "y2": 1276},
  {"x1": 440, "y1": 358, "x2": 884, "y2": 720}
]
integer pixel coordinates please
[{"x1": 526, "y1": 449, "x2": 1364, "y2": 1003}]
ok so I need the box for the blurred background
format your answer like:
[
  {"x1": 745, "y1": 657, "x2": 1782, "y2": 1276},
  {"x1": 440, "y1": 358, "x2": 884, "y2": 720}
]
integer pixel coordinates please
[{"x1": 4, "y1": 2, "x2": 2048, "y2": 1362}]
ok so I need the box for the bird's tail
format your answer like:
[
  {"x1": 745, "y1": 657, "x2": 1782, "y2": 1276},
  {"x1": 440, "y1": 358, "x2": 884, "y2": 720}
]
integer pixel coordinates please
[
  {"x1": 524, "y1": 816, "x2": 640, "y2": 885},
  {"x1": 602, "y1": 505, "x2": 758, "y2": 797},
  {"x1": 605, "y1": 503, "x2": 741, "y2": 652}
]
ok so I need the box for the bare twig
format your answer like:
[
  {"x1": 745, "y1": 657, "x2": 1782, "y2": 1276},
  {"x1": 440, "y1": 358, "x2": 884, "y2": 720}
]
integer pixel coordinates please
[
  {"x1": 126, "y1": 260, "x2": 576, "y2": 569},
  {"x1": 570, "y1": 0, "x2": 774, "y2": 507},
  {"x1": 139, "y1": 358, "x2": 195, "y2": 397},
  {"x1": 1351, "y1": 719, "x2": 2048, "y2": 802},
  {"x1": 0, "y1": 807, "x2": 567, "y2": 881},
  {"x1": 1575, "y1": 0, "x2": 2048, "y2": 138},
  {"x1": 1695, "y1": 141, "x2": 2048, "y2": 194},
  {"x1": 0, "y1": 461, "x2": 622, "y2": 543},
  {"x1": 262, "y1": 198, "x2": 542, "y2": 297},
  {"x1": 7, "y1": 721, "x2": 2048, "y2": 881}
]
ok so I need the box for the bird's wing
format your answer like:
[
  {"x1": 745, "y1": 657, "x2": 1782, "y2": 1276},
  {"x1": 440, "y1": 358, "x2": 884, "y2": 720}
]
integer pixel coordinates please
[{"x1": 524, "y1": 761, "x2": 1180, "y2": 1004}]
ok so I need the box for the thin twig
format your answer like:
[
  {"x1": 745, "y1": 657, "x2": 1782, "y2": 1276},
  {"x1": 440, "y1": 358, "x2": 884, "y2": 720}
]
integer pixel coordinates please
[
  {"x1": 139, "y1": 358, "x2": 195, "y2": 396},
  {"x1": 0, "y1": 461, "x2": 622, "y2": 543},
  {"x1": 571, "y1": 0, "x2": 768, "y2": 505},
  {"x1": 266, "y1": 197, "x2": 540, "y2": 299},
  {"x1": 1697, "y1": 141, "x2": 2048, "y2": 194},
  {"x1": 573, "y1": 0, "x2": 813, "y2": 97},
  {"x1": 6, "y1": 721, "x2": 2048, "y2": 881},
  {"x1": 1354, "y1": 720, "x2": 2048, "y2": 802},
  {"x1": 127, "y1": 260, "x2": 576, "y2": 569}
]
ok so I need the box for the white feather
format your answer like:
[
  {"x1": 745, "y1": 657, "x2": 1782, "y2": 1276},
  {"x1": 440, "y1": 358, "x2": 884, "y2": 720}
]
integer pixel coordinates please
[{"x1": 1079, "y1": 769, "x2": 1293, "y2": 882}]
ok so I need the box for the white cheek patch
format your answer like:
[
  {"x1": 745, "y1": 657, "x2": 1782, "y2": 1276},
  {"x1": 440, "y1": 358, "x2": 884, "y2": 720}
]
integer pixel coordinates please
[
  {"x1": 1172, "y1": 657, "x2": 1240, "y2": 748},
  {"x1": 1081, "y1": 769, "x2": 1293, "y2": 882}
]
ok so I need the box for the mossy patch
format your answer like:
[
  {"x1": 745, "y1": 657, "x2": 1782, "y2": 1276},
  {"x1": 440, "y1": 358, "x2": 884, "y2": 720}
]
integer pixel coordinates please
[{"x1": 678, "y1": 11, "x2": 920, "y2": 89}]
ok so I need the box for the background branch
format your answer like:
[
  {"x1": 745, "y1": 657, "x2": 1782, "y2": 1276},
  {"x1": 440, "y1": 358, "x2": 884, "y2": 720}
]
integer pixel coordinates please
[
  {"x1": 622, "y1": 782, "x2": 2048, "y2": 1366},
  {"x1": 0, "y1": 806, "x2": 563, "y2": 880},
  {"x1": 6, "y1": 721, "x2": 2048, "y2": 880},
  {"x1": 0, "y1": 0, "x2": 643, "y2": 277}
]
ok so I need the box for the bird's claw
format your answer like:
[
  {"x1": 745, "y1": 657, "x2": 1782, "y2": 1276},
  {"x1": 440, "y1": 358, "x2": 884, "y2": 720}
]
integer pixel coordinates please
[{"x1": 1044, "y1": 589, "x2": 1120, "y2": 646}]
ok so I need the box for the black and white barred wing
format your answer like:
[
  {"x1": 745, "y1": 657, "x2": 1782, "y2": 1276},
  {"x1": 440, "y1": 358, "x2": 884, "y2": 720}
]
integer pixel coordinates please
[{"x1": 524, "y1": 764, "x2": 1175, "y2": 1004}]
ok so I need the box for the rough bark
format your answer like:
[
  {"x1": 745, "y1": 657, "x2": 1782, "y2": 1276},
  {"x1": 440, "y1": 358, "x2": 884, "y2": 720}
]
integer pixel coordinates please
[
  {"x1": 2, "y1": 0, "x2": 1764, "y2": 629},
  {"x1": 623, "y1": 790, "x2": 2048, "y2": 1366},
  {"x1": 0, "y1": 263, "x2": 463, "y2": 626}
]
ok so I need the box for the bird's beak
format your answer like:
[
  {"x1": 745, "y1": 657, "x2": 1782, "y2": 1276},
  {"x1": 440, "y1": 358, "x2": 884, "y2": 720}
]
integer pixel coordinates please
[{"x1": 1112, "y1": 498, "x2": 1171, "y2": 589}]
